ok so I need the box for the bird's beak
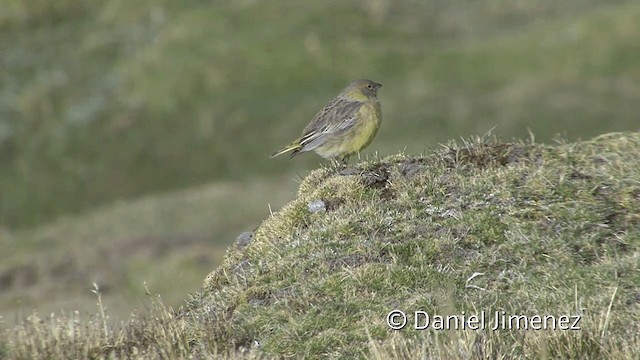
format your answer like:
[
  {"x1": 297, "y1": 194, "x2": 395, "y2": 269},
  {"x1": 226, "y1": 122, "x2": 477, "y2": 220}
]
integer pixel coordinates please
[{"x1": 374, "y1": 82, "x2": 382, "y2": 89}]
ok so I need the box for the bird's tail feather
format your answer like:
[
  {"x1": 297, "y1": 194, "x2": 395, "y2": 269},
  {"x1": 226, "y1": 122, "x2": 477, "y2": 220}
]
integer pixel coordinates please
[{"x1": 270, "y1": 142, "x2": 302, "y2": 159}]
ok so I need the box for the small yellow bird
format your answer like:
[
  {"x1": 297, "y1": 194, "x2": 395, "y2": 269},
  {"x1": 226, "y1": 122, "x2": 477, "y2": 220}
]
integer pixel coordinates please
[{"x1": 270, "y1": 79, "x2": 382, "y2": 163}]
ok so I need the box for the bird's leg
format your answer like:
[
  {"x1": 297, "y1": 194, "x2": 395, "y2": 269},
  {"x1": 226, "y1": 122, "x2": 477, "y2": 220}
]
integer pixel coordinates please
[
  {"x1": 330, "y1": 156, "x2": 349, "y2": 172},
  {"x1": 328, "y1": 158, "x2": 341, "y2": 169}
]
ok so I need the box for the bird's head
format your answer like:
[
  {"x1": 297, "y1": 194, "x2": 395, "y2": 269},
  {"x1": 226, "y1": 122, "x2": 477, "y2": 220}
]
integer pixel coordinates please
[{"x1": 342, "y1": 79, "x2": 382, "y2": 100}]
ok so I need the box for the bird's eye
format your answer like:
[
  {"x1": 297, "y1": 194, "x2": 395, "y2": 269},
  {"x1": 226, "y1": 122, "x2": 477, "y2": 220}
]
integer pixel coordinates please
[{"x1": 367, "y1": 84, "x2": 373, "y2": 89}]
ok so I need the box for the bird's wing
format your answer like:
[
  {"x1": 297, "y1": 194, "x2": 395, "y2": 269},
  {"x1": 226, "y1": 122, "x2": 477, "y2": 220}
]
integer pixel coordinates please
[{"x1": 298, "y1": 97, "x2": 362, "y2": 151}]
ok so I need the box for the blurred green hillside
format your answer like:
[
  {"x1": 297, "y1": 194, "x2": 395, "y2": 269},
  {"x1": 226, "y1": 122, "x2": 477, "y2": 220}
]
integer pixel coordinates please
[
  {"x1": 1, "y1": 0, "x2": 639, "y2": 228},
  {"x1": 0, "y1": 175, "x2": 295, "y2": 327}
]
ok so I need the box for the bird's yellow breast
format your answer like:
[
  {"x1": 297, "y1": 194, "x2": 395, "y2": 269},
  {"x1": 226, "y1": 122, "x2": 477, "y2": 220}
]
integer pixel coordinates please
[
  {"x1": 314, "y1": 99, "x2": 382, "y2": 159},
  {"x1": 351, "y1": 100, "x2": 381, "y2": 150}
]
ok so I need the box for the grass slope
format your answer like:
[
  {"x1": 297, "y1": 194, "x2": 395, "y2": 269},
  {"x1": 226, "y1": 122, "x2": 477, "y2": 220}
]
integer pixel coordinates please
[{"x1": 3, "y1": 132, "x2": 639, "y2": 358}]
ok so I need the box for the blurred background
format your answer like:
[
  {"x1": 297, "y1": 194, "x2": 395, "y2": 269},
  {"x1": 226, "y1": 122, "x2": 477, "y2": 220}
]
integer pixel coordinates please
[{"x1": 1, "y1": 0, "x2": 639, "y2": 326}]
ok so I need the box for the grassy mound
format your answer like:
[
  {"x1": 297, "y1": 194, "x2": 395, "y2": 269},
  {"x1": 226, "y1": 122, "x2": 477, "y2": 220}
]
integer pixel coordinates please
[{"x1": 4, "y1": 132, "x2": 640, "y2": 358}]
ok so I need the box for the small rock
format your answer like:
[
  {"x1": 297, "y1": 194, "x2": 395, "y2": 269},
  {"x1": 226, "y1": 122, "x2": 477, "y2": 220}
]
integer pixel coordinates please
[
  {"x1": 308, "y1": 199, "x2": 326, "y2": 213},
  {"x1": 235, "y1": 231, "x2": 253, "y2": 248}
]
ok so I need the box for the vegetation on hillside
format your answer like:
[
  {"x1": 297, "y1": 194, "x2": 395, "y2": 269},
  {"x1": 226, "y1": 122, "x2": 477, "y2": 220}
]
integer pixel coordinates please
[{"x1": 3, "y1": 132, "x2": 639, "y2": 358}]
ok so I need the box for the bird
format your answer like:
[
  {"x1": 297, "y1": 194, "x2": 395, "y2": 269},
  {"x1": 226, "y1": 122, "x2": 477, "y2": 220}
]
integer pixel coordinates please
[{"x1": 270, "y1": 79, "x2": 382, "y2": 164}]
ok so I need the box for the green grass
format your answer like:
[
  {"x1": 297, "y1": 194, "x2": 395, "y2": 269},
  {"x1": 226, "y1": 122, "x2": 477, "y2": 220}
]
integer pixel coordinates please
[
  {"x1": 1, "y1": 0, "x2": 639, "y2": 228},
  {"x1": 3, "y1": 132, "x2": 638, "y2": 358}
]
